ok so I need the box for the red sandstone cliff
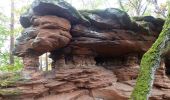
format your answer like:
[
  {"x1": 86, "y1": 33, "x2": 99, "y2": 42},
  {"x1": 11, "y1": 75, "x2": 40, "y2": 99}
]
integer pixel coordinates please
[{"x1": 0, "y1": 0, "x2": 169, "y2": 100}]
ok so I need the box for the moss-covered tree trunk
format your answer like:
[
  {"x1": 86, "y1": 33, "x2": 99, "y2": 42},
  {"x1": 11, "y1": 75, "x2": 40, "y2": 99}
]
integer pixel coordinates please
[{"x1": 130, "y1": 6, "x2": 170, "y2": 100}]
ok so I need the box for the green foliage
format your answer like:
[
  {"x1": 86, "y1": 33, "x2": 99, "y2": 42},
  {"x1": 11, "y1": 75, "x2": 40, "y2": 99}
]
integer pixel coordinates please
[
  {"x1": 0, "y1": 52, "x2": 23, "y2": 72},
  {"x1": 0, "y1": 60, "x2": 23, "y2": 72},
  {"x1": 117, "y1": 0, "x2": 168, "y2": 17},
  {"x1": 0, "y1": 0, "x2": 28, "y2": 72},
  {"x1": 0, "y1": 13, "x2": 10, "y2": 48}
]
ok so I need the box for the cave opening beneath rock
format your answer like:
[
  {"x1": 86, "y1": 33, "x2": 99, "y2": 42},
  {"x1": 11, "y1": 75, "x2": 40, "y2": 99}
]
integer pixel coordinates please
[
  {"x1": 165, "y1": 58, "x2": 170, "y2": 77},
  {"x1": 94, "y1": 54, "x2": 140, "y2": 68},
  {"x1": 94, "y1": 55, "x2": 125, "y2": 67}
]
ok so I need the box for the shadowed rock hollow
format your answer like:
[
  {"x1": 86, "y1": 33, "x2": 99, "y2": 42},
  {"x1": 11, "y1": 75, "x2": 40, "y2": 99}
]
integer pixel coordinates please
[{"x1": 1, "y1": 0, "x2": 170, "y2": 100}]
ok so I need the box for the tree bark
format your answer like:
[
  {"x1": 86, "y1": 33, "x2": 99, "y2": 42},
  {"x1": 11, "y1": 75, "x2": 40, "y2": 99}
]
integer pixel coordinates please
[
  {"x1": 10, "y1": 0, "x2": 15, "y2": 65},
  {"x1": 45, "y1": 53, "x2": 48, "y2": 71},
  {"x1": 130, "y1": 6, "x2": 170, "y2": 100},
  {"x1": 39, "y1": 56, "x2": 43, "y2": 70}
]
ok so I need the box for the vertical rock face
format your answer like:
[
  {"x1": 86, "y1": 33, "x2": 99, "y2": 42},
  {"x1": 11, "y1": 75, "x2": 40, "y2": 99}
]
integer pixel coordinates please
[{"x1": 5, "y1": 0, "x2": 170, "y2": 100}]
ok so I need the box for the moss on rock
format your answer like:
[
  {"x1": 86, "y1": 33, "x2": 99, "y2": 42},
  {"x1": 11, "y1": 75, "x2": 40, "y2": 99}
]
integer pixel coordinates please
[
  {"x1": 0, "y1": 72, "x2": 21, "y2": 87},
  {"x1": 0, "y1": 89, "x2": 21, "y2": 96},
  {"x1": 130, "y1": 7, "x2": 170, "y2": 100}
]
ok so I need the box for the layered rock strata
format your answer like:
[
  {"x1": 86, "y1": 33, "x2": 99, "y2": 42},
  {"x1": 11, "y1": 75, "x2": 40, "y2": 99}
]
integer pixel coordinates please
[{"x1": 3, "y1": 0, "x2": 170, "y2": 100}]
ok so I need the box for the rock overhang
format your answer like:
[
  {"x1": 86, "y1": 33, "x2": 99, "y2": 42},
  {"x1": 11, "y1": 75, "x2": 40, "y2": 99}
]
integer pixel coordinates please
[{"x1": 15, "y1": 0, "x2": 164, "y2": 58}]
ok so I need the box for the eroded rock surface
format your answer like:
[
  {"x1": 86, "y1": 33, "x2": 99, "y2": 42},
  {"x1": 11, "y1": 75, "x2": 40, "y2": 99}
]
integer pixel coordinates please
[
  {"x1": 2, "y1": 63, "x2": 170, "y2": 100},
  {"x1": 7, "y1": 0, "x2": 170, "y2": 100},
  {"x1": 14, "y1": 15, "x2": 72, "y2": 57}
]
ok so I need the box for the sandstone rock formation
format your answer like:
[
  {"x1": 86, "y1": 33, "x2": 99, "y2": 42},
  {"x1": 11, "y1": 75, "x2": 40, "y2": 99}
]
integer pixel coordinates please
[
  {"x1": 14, "y1": 15, "x2": 71, "y2": 56},
  {"x1": 2, "y1": 0, "x2": 170, "y2": 100}
]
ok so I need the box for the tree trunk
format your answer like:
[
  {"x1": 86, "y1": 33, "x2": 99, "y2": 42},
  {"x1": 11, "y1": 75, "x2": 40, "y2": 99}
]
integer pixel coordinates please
[
  {"x1": 39, "y1": 56, "x2": 43, "y2": 70},
  {"x1": 130, "y1": 7, "x2": 170, "y2": 100},
  {"x1": 118, "y1": 0, "x2": 126, "y2": 11},
  {"x1": 45, "y1": 53, "x2": 48, "y2": 71},
  {"x1": 10, "y1": 0, "x2": 15, "y2": 65}
]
